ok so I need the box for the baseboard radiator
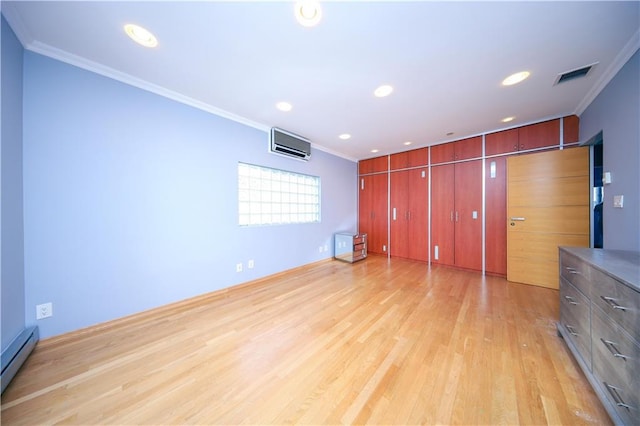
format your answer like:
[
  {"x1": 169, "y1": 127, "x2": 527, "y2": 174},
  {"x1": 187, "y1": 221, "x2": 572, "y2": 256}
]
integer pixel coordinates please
[{"x1": 1, "y1": 326, "x2": 39, "y2": 394}]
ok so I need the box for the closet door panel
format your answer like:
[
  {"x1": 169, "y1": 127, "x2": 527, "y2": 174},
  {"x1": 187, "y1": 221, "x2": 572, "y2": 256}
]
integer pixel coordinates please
[
  {"x1": 430, "y1": 164, "x2": 455, "y2": 266},
  {"x1": 454, "y1": 160, "x2": 482, "y2": 271}
]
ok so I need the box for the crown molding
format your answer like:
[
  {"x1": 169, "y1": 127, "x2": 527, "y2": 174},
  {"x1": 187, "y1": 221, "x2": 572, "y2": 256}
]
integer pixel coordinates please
[{"x1": 575, "y1": 28, "x2": 640, "y2": 115}]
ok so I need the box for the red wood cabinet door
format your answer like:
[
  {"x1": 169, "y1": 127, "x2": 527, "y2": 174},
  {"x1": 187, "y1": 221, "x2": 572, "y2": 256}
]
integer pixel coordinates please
[
  {"x1": 430, "y1": 164, "x2": 455, "y2": 266},
  {"x1": 485, "y1": 157, "x2": 507, "y2": 275},
  {"x1": 408, "y1": 168, "x2": 429, "y2": 261},
  {"x1": 563, "y1": 115, "x2": 580, "y2": 144},
  {"x1": 369, "y1": 173, "x2": 389, "y2": 254},
  {"x1": 407, "y1": 148, "x2": 428, "y2": 168},
  {"x1": 390, "y1": 170, "x2": 410, "y2": 258},
  {"x1": 430, "y1": 142, "x2": 455, "y2": 164},
  {"x1": 358, "y1": 175, "x2": 373, "y2": 243},
  {"x1": 486, "y1": 128, "x2": 519, "y2": 156},
  {"x1": 518, "y1": 119, "x2": 560, "y2": 151},
  {"x1": 454, "y1": 160, "x2": 482, "y2": 271},
  {"x1": 454, "y1": 136, "x2": 483, "y2": 161},
  {"x1": 359, "y1": 156, "x2": 388, "y2": 175},
  {"x1": 390, "y1": 152, "x2": 410, "y2": 171}
]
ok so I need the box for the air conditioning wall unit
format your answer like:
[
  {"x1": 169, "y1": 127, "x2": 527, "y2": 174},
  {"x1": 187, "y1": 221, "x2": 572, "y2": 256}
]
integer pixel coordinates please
[{"x1": 269, "y1": 127, "x2": 311, "y2": 161}]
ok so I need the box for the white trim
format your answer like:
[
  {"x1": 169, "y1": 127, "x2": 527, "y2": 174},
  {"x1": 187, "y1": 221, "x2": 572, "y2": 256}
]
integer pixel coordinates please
[
  {"x1": 27, "y1": 40, "x2": 270, "y2": 133},
  {"x1": 575, "y1": 28, "x2": 640, "y2": 115}
]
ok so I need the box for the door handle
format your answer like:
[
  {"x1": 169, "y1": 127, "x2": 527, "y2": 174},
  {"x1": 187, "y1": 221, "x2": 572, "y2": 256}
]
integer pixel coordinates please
[
  {"x1": 510, "y1": 217, "x2": 526, "y2": 221},
  {"x1": 393, "y1": 208, "x2": 397, "y2": 221}
]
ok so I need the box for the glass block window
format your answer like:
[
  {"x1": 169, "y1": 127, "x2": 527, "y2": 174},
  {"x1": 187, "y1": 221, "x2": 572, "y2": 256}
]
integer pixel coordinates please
[{"x1": 238, "y1": 162, "x2": 321, "y2": 226}]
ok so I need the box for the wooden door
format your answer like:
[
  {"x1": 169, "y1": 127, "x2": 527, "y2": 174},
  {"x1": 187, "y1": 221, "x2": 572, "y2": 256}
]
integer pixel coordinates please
[
  {"x1": 485, "y1": 157, "x2": 507, "y2": 275},
  {"x1": 430, "y1": 164, "x2": 455, "y2": 266},
  {"x1": 454, "y1": 160, "x2": 483, "y2": 271},
  {"x1": 370, "y1": 173, "x2": 389, "y2": 254},
  {"x1": 507, "y1": 147, "x2": 590, "y2": 289},
  {"x1": 408, "y1": 168, "x2": 429, "y2": 261},
  {"x1": 390, "y1": 170, "x2": 410, "y2": 258},
  {"x1": 430, "y1": 142, "x2": 455, "y2": 164}
]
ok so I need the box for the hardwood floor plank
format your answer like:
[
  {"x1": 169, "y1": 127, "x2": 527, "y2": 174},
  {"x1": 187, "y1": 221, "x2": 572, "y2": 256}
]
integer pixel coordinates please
[{"x1": 1, "y1": 256, "x2": 612, "y2": 425}]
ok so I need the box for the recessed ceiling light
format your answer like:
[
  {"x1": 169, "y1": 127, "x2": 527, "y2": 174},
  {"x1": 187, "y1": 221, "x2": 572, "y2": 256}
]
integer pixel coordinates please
[
  {"x1": 371, "y1": 149, "x2": 379, "y2": 153},
  {"x1": 403, "y1": 141, "x2": 412, "y2": 146},
  {"x1": 339, "y1": 134, "x2": 351, "y2": 140},
  {"x1": 276, "y1": 102, "x2": 293, "y2": 112},
  {"x1": 124, "y1": 24, "x2": 158, "y2": 48},
  {"x1": 502, "y1": 116, "x2": 515, "y2": 123},
  {"x1": 295, "y1": 1, "x2": 322, "y2": 27},
  {"x1": 502, "y1": 71, "x2": 530, "y2": 86},
  {"x1": 374, "y1": 85, "x2": 393, "y2": 98}
]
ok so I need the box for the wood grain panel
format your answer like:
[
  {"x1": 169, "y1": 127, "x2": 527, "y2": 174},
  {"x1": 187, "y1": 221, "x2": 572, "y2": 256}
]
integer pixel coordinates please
[
  {"x1": 518, "y1": 119, "x2": 560, "y2": 151},
  {"x1": 431, "y1": 164, "x2": 455, "y2": 265},
  {"x1": 563, "y1": 115, "x2": 580, "y2": 144},
  {"x1": 454, "y1": 136, "x2": 483, "y2": 161},
  {"x1": 507, "y1": 206, "x2": 590, "y2": 234},
  {"x1": 508, "y1": 146, "x2": 589, "y2": 180},
  {"x1": 485, "y1": 157, "x2": 507, "y2": 275},
  {"x1": 486, "y1": 128, "x2": 519, "y2": 156},
  {"x1": 390, "y1": 148, "x2": 428, "y2": 170},
  {"x1": 1, "y1": 257, "x2": 611, "y2": 425},
  {"x1": 508, "y1": 176, "x2": 590, "y2": 207},
  {"x1": 507, "y1": 257, "x2": 561, "y2": 289},
  {"x1": 454, "y1": 160, "x2": 482, "y2": 271},
  {"x1": 390, "y1": 170, "x2": 410, "y2": 258},
  {"x1": 430, "y1": 142, "x2": 455, "y2": 164},
  {"x1": 408, "y1": 168, "x2": 429, "y2": 261},
  {"x1": 359, "y1": 156, "x2": 388, "y2": 174},
  {"x1": 508, "y1": 233, "x2": 589, "y2": 262},
  {"x1": 507, "y1": 147, "x2": 590, "y2": 289}
]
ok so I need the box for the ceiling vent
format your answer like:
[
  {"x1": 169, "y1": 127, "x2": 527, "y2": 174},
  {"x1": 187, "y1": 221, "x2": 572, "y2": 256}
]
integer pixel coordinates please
[
  {"x1": 554, "y1": 62, "x2": 598, "y2": 85},
  {"x1": 269, "y1": 128, "x2": 311, "y2": 161}
]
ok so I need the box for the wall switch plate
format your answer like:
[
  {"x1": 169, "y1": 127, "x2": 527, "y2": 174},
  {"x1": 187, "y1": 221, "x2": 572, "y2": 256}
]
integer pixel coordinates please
[
  {"x1": 472, "y1": 211, "x2": 478, "y2": 219},
  {"x1": 613, "y1": 195, "x2": 624, "y2": 208},
  {"x1": 603, "y1": 172, "x2": 612, "y2": 184},
  {"x1": 248, "y1": 260, "x2": 254, "y2": 269},
  {"x1": 236, "y1": 263, "x2": 243, "y2": 272},
  {"x1": 36, "y1": 302, "x2": 53, "y2": 319}
]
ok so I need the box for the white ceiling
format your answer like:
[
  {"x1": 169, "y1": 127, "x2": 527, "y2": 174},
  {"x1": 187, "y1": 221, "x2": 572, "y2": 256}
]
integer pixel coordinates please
[{"x1": 3, "y1": 1, "x2": 639, "y2": 161}]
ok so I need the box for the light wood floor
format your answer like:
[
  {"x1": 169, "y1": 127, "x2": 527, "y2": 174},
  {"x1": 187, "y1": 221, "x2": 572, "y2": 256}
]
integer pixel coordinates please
[{"x1": 1, "y1": 255, "x2": 611, "y2": 425}]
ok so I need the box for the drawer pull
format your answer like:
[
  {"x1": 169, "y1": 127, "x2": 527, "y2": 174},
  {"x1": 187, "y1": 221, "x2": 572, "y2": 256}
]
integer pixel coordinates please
[
  {"x1": 564, "y1": 295, "x2": 578, "y2": 305},
  {"x1": 601, "y1": 338, "x2": 628, "y2": 361},
  {"x1": 566, "y1": 325, "x2": 579, "y2": 336},
  {"x1": 601, "y1": 296, "x2": 628, "y2": 312},
  {"x1": 604, "y1": 382, "x2": 634, "y2": 411},
  {"x1": 565, "y1": 267, "x2": 580, "y2": 275}
]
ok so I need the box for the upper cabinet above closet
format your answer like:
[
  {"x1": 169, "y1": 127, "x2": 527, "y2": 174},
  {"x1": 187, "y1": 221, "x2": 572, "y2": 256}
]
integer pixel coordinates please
[
  {"x1": 430, "y1": 136, "x2": 483, "y2": 164},
  {"x1": 358, "y1": 155, "x2": 388, "y2": 175},
  {"x1": 389, "y1": 147, "x2": 428, "y2": 170},
  {"x1": 486, "y1": 115, "x2": 579, "y2": 156}
]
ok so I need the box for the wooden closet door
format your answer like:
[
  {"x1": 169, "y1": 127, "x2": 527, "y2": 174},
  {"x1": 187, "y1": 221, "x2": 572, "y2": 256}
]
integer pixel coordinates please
[
  {"x1": 485, "y1": 157, "x2": 507, "y2": 275},
  {"x1": 369, "y1": 173, "x2": 389, "y2": 255},
  {"x1": 359, "y1": 173, "x2": 388, "y2": 255},
  {"x1": 408, "y1": 168, "x2": 429, "y2": 261},
  {"x1": 390, "y1": 170, "x2": 410, "y2": 259},
  {"x1": 454, "y1": 160, "x2": 483, "y2": 271},
  {"x1": 430, "y1": 164, "x2": 455, "y2": 266}
]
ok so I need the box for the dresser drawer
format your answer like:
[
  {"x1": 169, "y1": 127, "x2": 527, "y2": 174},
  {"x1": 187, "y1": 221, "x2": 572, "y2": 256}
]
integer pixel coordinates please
[
  {"x1": 560, "y1": 251, "x2": 591, "y2": 297},
  {"x1": 591, "y1": 267, "x2": 640, "y2": 343},
  {"x1": 559, "y1": 277, "x2": 592, "y2": 369},
  {"x1": 353, "y1": 234, "x2": 367, "y2": 245},
  {"x1": 591, "y1": 306, "x2": 640, "y2": 424}
]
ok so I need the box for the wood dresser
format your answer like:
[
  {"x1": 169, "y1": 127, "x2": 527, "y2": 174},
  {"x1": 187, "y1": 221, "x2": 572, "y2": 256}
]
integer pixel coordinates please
[{"x1": 558, "y1": 247, "x2": 640, "y2": 425}]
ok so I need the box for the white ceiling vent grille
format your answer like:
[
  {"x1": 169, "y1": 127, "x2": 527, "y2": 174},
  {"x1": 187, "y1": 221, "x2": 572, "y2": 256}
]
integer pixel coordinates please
[{"x1": 554, "y1": 62, "x2": 598, "y2": 85}]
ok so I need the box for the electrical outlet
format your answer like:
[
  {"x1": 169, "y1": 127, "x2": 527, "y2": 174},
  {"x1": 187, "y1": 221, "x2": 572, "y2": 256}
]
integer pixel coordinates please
[
  {"x1": 248, "y1": 259, "x2": 254, "y2": 269},
  {"x1": 36, "y1": 302, "x2": 53, "y2": 320},
  {"x1": 236, "y1": 263, "x2": 243, "y2": 272},
  {"x1": 319, "y1": 246, "x2": 323, "y2": 253},
  {"x1": 324, "y1": 244, "x2": 329, "y2": 252}
]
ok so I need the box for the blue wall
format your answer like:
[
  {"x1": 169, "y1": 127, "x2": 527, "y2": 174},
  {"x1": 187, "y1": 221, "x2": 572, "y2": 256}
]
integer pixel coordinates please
[
  {"x1": 580, "y1": 50, "x2": 639, "y2": 251},
  {"x1": 22, "y1": 52, "x2": 357, "y2": 339},
  {"x1": 1, "y1": 15, "x2": 26, "y2": 351}
]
